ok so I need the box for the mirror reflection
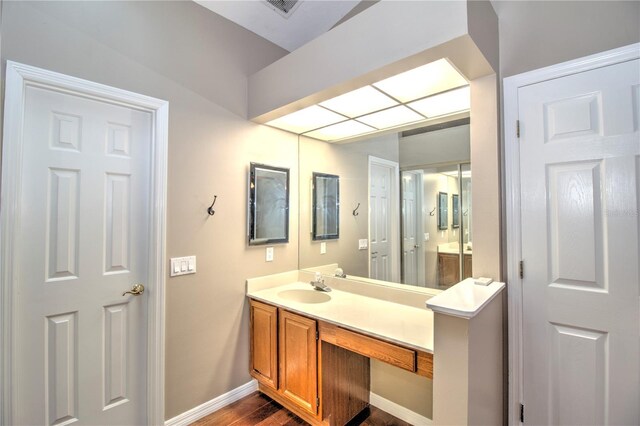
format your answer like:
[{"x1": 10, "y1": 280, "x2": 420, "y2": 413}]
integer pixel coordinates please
[
  {"x1": 248, "y1": 163, "x2": 290, "y2": 245},
  {"x1": 299, "y1": 119, "x2": 472, "y2": 289},
  {"x1": 312, "y1": 173, "x2": 340, "y2": 240}
]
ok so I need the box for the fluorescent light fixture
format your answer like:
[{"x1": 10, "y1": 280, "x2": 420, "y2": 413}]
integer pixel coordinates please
[
  {"x1": 266, "y1": 105, "x2": 346, "y2": 133},
  {"x1": 304, "y1": 120, "x2": 375, "y2": 142},
  {"x1": 357, "y1": 105, "x2": 424, "y2": 129},
  {"x1": 408, "y1": 86, "x2": 471, "y2": 118},
  {"x1": 320, "y1": 86, "x2": 398, "y2": 118},
  {"x1": 373, "y1": 59, "x2": 468, "y2": 103}
]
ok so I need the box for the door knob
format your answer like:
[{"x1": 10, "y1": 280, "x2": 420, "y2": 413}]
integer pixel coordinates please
[
  {"x1": 371, "y1": 251, "x2": 378, "y2": 255},
  {"x1": 122, "y1": 284, "x2": 145, "y2": 296},
  {"x1": 414, "y1": 244, "x2": 420, "y2": 249}
]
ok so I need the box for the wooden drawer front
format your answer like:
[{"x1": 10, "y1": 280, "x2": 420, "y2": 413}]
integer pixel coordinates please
[
  {"x1": 250, "y1": 300, "x2": 278, "y2": 389},
  {"x1": 416, "y1": 351, "x2": 434, "y2": 379},
  {"x1": 334, "y1": 327, "x2": 416, "y2": 372}
]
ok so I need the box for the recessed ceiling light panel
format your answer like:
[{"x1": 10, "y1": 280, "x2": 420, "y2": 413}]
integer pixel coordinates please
[
  {"x1": 320, "y1": 86, "x2": 398, "y2": 118},
  {"x1": 304, "y1": 120, "x2": 375, "y2": 142},
  {"x1": 357, "y1": 105, "x2": 425, "y2": 129},
  {"x1": 266, "y1": 105, "x2": 346, "y2": 134},
  {"x1": 373, "y1": 59, "x2": 468, "y2": 103},
  {"x1": 408, "y1": 86, "x2": 471, "y2": 118}
]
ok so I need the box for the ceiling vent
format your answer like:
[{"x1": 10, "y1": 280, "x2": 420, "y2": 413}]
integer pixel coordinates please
[{"x1": 264, "y1": 0, "x2": 301, "y2": 18}]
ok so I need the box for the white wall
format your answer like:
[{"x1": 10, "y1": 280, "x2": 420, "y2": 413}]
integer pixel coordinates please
[{"x1": 495, "y1": 0, "x2": 640, "y2": 77}]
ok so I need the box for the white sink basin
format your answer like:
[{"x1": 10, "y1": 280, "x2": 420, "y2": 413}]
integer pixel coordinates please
[{"x1": 278, "y1": 289, "x2": 332, "y2": 304}]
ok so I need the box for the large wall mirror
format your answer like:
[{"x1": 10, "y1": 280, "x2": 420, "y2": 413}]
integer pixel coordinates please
[
  {"x1": 299, "y1": 119, "x2": 472, "y2": 290},
  {"x1": 248, "y1": 163, "x2": 290, "y2": 245}
]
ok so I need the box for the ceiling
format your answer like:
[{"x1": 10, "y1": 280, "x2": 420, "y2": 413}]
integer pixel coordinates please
[
  {"x1": 194, "y1": 0, "x2": 365, "y2": 52},
  {"x1": 194, "y1": 1, "x2": 501, "y2": 53}
]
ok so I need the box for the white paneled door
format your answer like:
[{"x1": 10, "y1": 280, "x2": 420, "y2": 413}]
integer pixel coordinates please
[
  {"x1": 401, "y1": 170, "x2": 424, "y2": 286},
  {"x1": 520, "y1": 58, "x2": 640, "y2": 425},
  {"x1": 369, "y1": 157, "x2": 399, "y2": 282},
  {"x1": 13, "y1": 84, "x2": 152, "y2": 425}
]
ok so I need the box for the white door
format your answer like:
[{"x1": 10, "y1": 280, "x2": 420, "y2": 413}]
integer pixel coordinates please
[
  {"x1": 13, "y1": 84, "x2": 152, "y2": 425},
  {"x1": 402, "y1": 170, "x2": 425, "y2": 286},
  {"x1": 369, "y1": 157, "x2": 399, "y2": 282},
  {"x1": 520, "y1": 58, "x2": 640, "y2": 425}
]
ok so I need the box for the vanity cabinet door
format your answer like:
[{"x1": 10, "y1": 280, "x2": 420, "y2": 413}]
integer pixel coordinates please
[
  {"x1": 279, "y1": 309, "x2": 318, "y2": 415},
  {"x1": 250, "y1": 300, "x2": 278, "y2": 390},
  {"x1": 438, "y1": 253, "x2": 460, "y2": 286}
]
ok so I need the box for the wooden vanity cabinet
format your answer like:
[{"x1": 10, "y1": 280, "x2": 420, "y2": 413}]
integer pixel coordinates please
[
  {"x1": 438, "y1": 252, "x2": 473, "y2": 286},
  {"x1": 438, "y1": 252, "x2": 460, "y2": 286},
  {"x1": 249, "y1": 298, "x2": 433, "y2": 425},
  {"x1": 250, "y1": 300, "x2": 320, "y2": 422},
  {"x1": 249, "y1": 300, "x2": 278, "y2": 389}
]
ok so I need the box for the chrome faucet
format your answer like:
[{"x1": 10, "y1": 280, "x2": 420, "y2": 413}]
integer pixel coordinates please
[{"x1": 310, "y1": 272, "x2": 332, "y2": 292}]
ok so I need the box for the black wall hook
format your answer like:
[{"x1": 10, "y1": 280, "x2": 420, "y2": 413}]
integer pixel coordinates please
[
  {"x1": 352, "y1": 202, "x2": 361, "y2": 216},
  {"x1": 429, "y1": 207, "x2": 436, "y2": 216},
  {"x1": 207, "y1": 195, "x2": 218, "y2": 216}
]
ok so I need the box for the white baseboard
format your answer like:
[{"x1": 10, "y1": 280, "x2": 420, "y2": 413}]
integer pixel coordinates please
[
  {"x1": 370, "y1": 392, "x2": 433, "y2": 426},
  {"x1": 165, "y1": 380, "x2": 258, "y2": 426}
]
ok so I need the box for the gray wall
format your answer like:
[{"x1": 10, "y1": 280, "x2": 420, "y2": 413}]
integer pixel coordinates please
[
  {"x1": 1, "y1": 1, "x2": 293, "y2": 419},
  {"x1": 496, "y1": 0, "x2": 640, "y2": 77}
]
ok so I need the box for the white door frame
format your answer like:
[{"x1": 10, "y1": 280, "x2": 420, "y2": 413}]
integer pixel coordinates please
[
  {"x1": 368, "y1": 155, "x2": 400, "y2": 282},
  {"x1": 503, "y1": 43, "x2": 640, "y2": 425},
  {"x1": 0, "y1": 61, "x2": 169, "y2": 425}
]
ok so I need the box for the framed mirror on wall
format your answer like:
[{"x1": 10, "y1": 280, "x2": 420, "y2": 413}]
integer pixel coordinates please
[
  {"x1": 312, "y1": 172, "x2": 339, "y2": 241},
  {"x1": 451, "y1": 193, "x2": 460, "y2": 228},
  {"x1": 248, "y1": 162, "x2": 290, "y2": 245},
  {"x1": 438, "y1": 192, "x2": 448, "y2": 230}
]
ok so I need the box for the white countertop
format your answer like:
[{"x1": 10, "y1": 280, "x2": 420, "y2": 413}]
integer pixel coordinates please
[
  {"x1": 248, "y1": 281, "x2": 434, "y2": 353},
  {"x1": 426, "y1": 278, "x2": 505, "y2": 319}
]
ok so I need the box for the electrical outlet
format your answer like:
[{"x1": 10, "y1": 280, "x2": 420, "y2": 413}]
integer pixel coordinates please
[
  {"x1": 424, "y1": 233, "x2": 430, "y2": 241},
  {"x1": 320, "y1": 242, "x2": 327, "y2": 254},
  {"x1": 266, "y1": 247, "x2": 274, "y2": 262}
]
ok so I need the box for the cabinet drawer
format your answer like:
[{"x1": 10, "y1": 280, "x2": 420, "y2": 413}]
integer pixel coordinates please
[{"x1": 334, "y1": 327, "x2": 416, "y2": 372}]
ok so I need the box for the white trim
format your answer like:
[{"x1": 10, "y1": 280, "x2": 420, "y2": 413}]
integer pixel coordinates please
[
  {"x1": 368, "y1": 155, "x2": 401, "y2": 282},
  {"x1": 369, "y1": 392, "x2": 432, "y2": 425},
  {"x1": 503, "y1": 42, "x2": 640, "y2": 426},
  {"x1": 165, "y1": 380, "x2": 259, "y2": 426},
  {"x1": 0, "y1": 61, "x2": 169, "y2": 426}
]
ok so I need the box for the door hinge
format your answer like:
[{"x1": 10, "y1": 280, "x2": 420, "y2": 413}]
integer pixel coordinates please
[
  {"x1": 516, "y1": 120, "x2": 521, "y2": 138},
  {"x1": 316, "y1": 330, "x2": 319, "y2": 341},
  {"x1": 519, "y1": 260, "x2": 524, "y2": 279},
  {"x1": 316, "y1": 397, "x2": 320, "y2": 408},
  {"x1": 520, "y1": 403, "x2": 525, "y2": 423}
]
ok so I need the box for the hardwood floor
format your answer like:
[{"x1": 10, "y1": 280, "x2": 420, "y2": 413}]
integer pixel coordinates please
[{"x1": 191, "y1": 391, "x2": 413, "y2": 426}]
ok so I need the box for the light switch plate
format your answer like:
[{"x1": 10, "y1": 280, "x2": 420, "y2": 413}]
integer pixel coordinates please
[
  {"x1": 358, "y1": 239, "x2": 368, "y2": 250},
  {"x1": 320, "y1": 242, "x2": 327, "y2": 254},
  {"x1": 424, "y1": 233, "x2": 430, "y2": 242},
  {"x1": 170, "y1": 256, "x2": 196, "y2": 277},
  {"x1": 266, "y1": 247, "x2": 274, "y2": 262}
]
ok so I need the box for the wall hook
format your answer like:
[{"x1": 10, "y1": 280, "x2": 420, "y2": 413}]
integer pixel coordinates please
[
  {"x1": 429, "y1": 207, "x2": 436, "y2": 216},
  {"x1": 352, "y1": 203, "x2": 361, "y2": 216},
  {"x1": 207, "y1": 195, "x2": 218, "y2": 216}
]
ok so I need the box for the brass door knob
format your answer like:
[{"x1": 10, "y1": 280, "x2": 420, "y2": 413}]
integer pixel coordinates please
[{"x1": 122, "y1": 284, "x2": 145, "y2": 296}]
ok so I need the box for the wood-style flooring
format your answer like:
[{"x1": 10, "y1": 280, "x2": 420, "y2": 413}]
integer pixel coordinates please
[{"x1": 191, "y1": 391, "x2": 413, "y2": 426}]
